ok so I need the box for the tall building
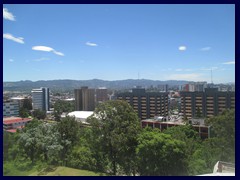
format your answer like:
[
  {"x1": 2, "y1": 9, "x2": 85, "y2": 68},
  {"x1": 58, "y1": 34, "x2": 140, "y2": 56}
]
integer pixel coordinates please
[
  {"x1": 116, "y1": 88, "x2": 168, "y2": 120},
  {"x1": 157, "y1": 84, "x2": 168, "y2": 92},
  {"x1": 3, "y1": 101, "x2": 19, "y2": 117},
  {"x1": 74, "y1": 87, "x2": 95, "y2": 111},
  {"x1": 96, "y1": 88, "x2": 108, "y2": 103},
  {"x1": 180, "y1": 88, "x2": 235, "y2": 119},
  {"x1": 31, "y1": 87, "x2": 50, "y2": 111}
]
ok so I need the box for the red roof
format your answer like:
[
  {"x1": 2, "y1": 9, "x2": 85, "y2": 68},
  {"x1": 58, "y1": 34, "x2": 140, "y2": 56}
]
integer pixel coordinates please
[
  {"x1": 6, "y1": 129, "x2": 17, "y2": 133},
  {"x1": 3, "y1": 117, "x2": 32, "y2": 125}
]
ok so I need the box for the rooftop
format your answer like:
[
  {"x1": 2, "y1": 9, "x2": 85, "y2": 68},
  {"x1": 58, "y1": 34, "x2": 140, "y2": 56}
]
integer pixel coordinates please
[{"x1": 3, "y1": 117, "x2": 32, "y2": 125}]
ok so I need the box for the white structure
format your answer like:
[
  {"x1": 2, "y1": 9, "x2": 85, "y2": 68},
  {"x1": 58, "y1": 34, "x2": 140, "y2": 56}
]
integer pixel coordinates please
[
  {"x1": 31, "y1": 87, "x2": 50, "y2": 111},
  {"x1": 67, "y1": 111, "x2": 93, "y2": 124},
  {"x1": 198, "y1": 161, "x2": 235, "y2": 176}
]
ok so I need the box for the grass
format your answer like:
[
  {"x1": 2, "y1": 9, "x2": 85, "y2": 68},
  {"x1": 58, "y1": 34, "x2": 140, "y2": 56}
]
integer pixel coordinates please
[
  {"x1": 3, "y1": 162, "x2": 37, "y2": 176},
  {"x1": 30, "y1": 166, "x2": 105, "y2": 176},
  {"x1": 4, "y1": 161, "x2": 105, "y2": 176}
]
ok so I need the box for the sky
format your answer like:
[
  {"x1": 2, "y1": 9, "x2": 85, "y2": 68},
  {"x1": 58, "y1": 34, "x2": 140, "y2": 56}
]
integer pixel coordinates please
[{"x1": 3, "y1": 4, "x2": 235, "y2": 83}]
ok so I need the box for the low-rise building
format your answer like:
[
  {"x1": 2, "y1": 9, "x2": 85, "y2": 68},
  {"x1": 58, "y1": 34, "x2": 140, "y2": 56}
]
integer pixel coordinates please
[
  {"x1": 141, "y1": 119, "x2": 210, "y2": 139},
  {"x1": 3, "y1": 101, "x2": 19, "y2": 117},
  {"x1": 3, "y1": 117, "x2": 32, "y2": 133},
  {"x1": 67, "y1": 111, "x2": 94, "y2": 124}
]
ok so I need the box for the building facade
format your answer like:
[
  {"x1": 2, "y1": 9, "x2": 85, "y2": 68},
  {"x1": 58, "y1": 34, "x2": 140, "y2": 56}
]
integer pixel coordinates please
[
  {"x1": 116, "y1": 88, "x2": 168, "y2": 120},
  {"x1": 31, "y1": 87, "x2": 50, "y2": 111},
  {"x1": 96, "y1": 88, "x2": 108, "y2": 103},
  {"x1": 74, "y1": 87, "x2": 95, "y2": 111},
  {"x1": 3, "y1": 101, "x2": 19, "y2": 117},
  {"x1": 141, "y1": 119, "x2": 210, "y2": 139},
  {"x1": 3, "y1": 117, "x2": 32, "y2": 133},
  {"x1": 180, "y1": 88, "x2": 235, "y2": 119}
]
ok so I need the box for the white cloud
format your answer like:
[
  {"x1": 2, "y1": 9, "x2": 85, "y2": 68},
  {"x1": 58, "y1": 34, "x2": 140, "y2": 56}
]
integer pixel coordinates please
[
  {"x1": 3, "y1": 8, "x2": 15, "y2": 21},
  {"x1": 9, "y1": 59, "x2": 14, "y2": 62},
  {"x1": 178, "y1": 46, "x2": 186, "y2": 51},
  {"x1": 53, "y1": 50, "x2": 64, "y2": 56},
  {"x1": 33, "y1": 57, "x2": 50, "y2": 62},
  {"x1": 168, "y1": 73, "x2": 202, "y2": 81},
  {"x1": 3, "y1": 33, "x2": 24, "y2": 44},
  {"x1": 200, "y1": 47, "x2": 211, "y2": 51},
  {"x1": 32, "y1": 46, "x2": 64, "y2": 56},
  {"x1": 175, "y1": 68, "x2": 193, "y2": 72},
  {"x1": 200, "y1": 67, "x2": 218, "y2": 71},
  {"x1": 86, "y1": 42, "x2": 98, "y2": 47},
  {"x1": 222, "y1": 61, "x2": 235, "y2": 65},
  {"x1": 175, "y1": 69, "x2": 183, "y2": 71}
]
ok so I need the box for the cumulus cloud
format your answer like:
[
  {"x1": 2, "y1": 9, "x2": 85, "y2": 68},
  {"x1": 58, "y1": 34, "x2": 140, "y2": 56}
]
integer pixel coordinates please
[
  {"x1": 3, "y1": 33, "x2": 24, "y2": 44},
  {"x1": 200, "y1": 47, "x2": 211, "y2": 51},
  {"x1": 178, "y1": 46, "x2": 186, "y2": 51},
  {"x1": 222, "y1": 61, "x2": 235, "y2": 65},
  {"x1": 32, "y1": 46, "x2": 64, "y2": 56},
  {"x1": 3, "y1": 8, "x2": 15, "y2": 21},
  {"x1": 86, "y1": 42, "x2": 98, "y2": 46}
]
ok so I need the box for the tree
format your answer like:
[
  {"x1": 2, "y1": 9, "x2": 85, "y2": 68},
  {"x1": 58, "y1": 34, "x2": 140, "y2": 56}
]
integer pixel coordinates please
[
  {"x1": 87, "y1": 100, "x2": 141, "y2": 175},
  {"x1": 53, "y1": 100, "x2": 74, "y2": 121},
  {"x1": 205, "y1": 109, "x2": 235, "y2": 162},
  {"x1": 32, "y1": 109, "x2": 46, "y2": 120},
  {"x1": 19, "y1": 107, "x2": 29, "y2": 118},
  {"x1": 136, "y1": 128, "x2": 188, "y2": 176},
  {"x1": 57, "y1": 116, "x2": 80, "y2": 166},
  {"x1": 22, "y1": 98, "x2": 32, "y2": 110}
]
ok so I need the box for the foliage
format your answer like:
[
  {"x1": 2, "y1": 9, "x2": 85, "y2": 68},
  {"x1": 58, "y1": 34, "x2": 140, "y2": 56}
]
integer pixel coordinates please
[
  {"x1": 19, "y1": 107, "x2": 29, "y2": 118},
  {"x1": 57, "y1": 116, "x2": 80, "y2": 165},
  {"x1": 32, "y1": 109, "x2": 46, "y2": 120},
  {"x1": 87, "y1": 100, "x2": 141, "y2": 175},
  {"x1": 53, "y1": 100, "x2": 75, "y2": 121},
  {"x1": 136, "y1": 128, "x2": 188, "y2": 176},
  {"x1": 22, "y1": 98, "x2": 32, "y2": 110},
  {"x1": 205, "y1": 109, "x2": 235, "y2": 163}
]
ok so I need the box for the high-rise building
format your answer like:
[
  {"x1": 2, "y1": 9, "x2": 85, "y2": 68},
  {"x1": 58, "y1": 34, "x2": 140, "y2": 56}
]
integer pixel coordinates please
[
  {"x1": 31, "y1": 87, "x2": 50, "y2": 111},
  {"x1": 96, "y1": 88, "x2": 108, "y2": 103},
  {"x1": 180, "y1": 88, "x2": 235, "y2": 119},
  {"x1": 116, "y1": 88, "x2": 168, "y2": 120},
  {"x1": 74, "y1": 87, "x2": 95, "y2": 111}
]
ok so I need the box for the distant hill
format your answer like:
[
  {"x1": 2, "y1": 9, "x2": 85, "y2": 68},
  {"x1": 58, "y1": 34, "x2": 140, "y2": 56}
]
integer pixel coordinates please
[{"x1": 3, "y1": 79, "x2": 190, "y2": 92}]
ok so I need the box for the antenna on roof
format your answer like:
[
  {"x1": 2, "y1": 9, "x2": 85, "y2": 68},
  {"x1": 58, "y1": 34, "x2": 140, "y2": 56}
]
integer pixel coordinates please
[
  {"x1": 211, "y1": 68, "x2": 213, "y2": 84},
  {"x1": 138, "y1": 72, "x2": 140, "y2": 86}
]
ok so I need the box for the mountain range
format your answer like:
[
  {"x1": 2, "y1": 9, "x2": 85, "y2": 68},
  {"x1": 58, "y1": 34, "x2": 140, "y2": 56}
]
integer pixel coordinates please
[{"x1": 3, "y1": 79, "x2": 191, "y2": 92}]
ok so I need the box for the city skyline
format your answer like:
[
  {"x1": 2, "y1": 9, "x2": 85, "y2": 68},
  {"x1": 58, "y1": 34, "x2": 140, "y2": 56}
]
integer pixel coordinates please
[{"x1": 3, "y1": 4, "x2": 235, "y2": 83}]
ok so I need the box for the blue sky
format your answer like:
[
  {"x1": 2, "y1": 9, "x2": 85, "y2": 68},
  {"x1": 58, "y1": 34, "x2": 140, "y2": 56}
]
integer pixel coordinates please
[{"x1": 3, "y1": 4, "x2": 235, "y2": 83}]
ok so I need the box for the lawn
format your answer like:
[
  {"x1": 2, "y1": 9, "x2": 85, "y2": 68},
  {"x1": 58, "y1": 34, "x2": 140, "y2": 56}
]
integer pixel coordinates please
[
  {"x1": 4, "y1": 162, "x2": 105, "y2": 176},
  {"x1": 30, "y1": 166, "x2": 105, "y2": 176}
]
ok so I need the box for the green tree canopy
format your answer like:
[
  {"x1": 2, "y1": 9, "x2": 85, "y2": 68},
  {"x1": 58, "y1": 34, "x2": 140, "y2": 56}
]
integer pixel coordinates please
[
  {"x1": 32, "y1": 109, "x2": 46, "y2": 120},
  {"x1": 136, "y1": 128, "x2": 188, "y2": 176},
  {"x1": 53, "y1": 100, "x2": 75, "y2": 121},
  {"x1": 87, "y1": 100, "x2": 141, "y2": 175}
]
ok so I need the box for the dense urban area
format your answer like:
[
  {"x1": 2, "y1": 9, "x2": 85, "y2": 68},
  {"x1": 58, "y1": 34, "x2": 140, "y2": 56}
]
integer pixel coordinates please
[{"x1": 3, "y1": 80, "x2": 235, "y2": 176}]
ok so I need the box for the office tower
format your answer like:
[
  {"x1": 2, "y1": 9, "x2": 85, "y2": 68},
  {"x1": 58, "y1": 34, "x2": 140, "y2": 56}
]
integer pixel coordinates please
[
  {"x1": 117, "y1": 88, "x2": 168, "y2": 120},
  {"x1": 74, "y1": 87, "x2": 95, "y2": 111},
  {"x1": 96, "y1": 88, "x2": 108, "y2": 103},
  {"x1": 180, "y1": 88, "x2": 235, "y2": 119},
  {"x1": 157, "y1": 84, "x2": 168, "y2": 92},
  {"x1": 31, "y1": 87, "x2": 50, "y2": 111}
]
